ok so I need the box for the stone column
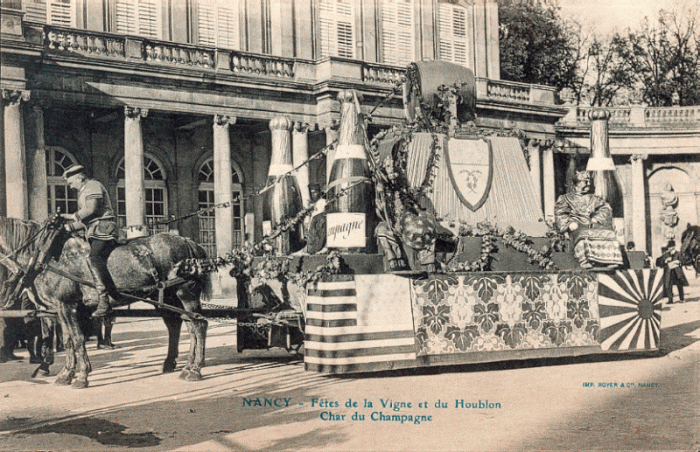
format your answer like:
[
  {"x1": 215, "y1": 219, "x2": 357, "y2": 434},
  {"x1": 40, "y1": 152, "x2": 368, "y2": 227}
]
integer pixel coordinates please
[
  {"x1": 124, "y1": 106, "x2": 148, "y2": 238},
  {"x1": 0, "y1": 93, "x2": 5, "y2": 217},
  {"x1": 29, "y1": 105, "x2": 48, "y2": 221},
  {"x1": 324, "y1": 119, "x2": 339, "y2": 183},
  {"x1": 630, "y1": 154, "x2": 647, "y2": 252},
  {"x1": 293, "y1": 122, "x2": 310, "y2": 207},
  {"x1": 213, "y1": 114, "x2": 235, "y2": 256},
  {"x1": 542, "y1": 145, "x2": 556, "y2": 220},
  {"x1": 527, "y1": 139, "x2": 542, "y2": 211},
  {"x1": 2, "y1": 89, "x2": 30, "y2": 220}
]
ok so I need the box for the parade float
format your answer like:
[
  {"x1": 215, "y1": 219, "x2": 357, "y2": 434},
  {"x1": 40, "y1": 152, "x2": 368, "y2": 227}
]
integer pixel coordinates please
[
  {"x1": 0, "y1": 62, "x2": 666, "y2": 382},
  {"x1": 224, "y1": 61, "x2": 664, "y2": 374}
]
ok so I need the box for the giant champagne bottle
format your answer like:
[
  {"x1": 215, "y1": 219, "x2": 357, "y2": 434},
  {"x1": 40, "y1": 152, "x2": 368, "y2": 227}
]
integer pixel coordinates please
[
  {"x1": 587, "y1": 108, "x2": 625, "y2": 242},
  {"x1": 325, "y1": 90, "x2": 377, "y2": 253},
  {"x1": 262, "y1": 116, "x2": 304, "y2": 254}
]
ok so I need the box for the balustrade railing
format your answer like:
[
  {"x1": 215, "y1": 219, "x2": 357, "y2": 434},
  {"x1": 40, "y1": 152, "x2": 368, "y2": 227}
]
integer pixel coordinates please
[
  {"x1": 45, "y1": 27, "x2": 126, "y2": 58},
  {"x1": 563, "y1": 105, "x2": 699, "y2": 127},
  {"x1": 38, "y1": 24, "x2": 565, "y2": 110},
  {"x1": 483, "y1": 79, "x2": 531, "y2": 102},
  {"x1": 231, "y1": 53, "x2": 294, "y2": 78},
  {"x1": 144, "y1": 41, "x2": 215, "y2": 69},
  {"x1": 646, "y1": 106, "x2": 699, "y2": 124},
  {"x1": 362, "y1": 64, "x2": 405, "y2": 85}
]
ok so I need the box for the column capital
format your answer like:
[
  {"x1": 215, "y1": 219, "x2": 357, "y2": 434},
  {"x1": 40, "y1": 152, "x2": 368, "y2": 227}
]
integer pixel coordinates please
[
  {"x1": 124, "y1": 106, "x2": 148, "y2": 119},
  {"x1": 214, "y1": 115, "x2": 236, "y2": 126},
  {"x1": 323, "y1": 118, "x2": 340, "y2": 133},
  {"x1": 1, "y1": 89, "x2": 30, "y2": 106},
  {"x1": 525, "y1": 138, "x2": 541, "y2": 149},
  {"x1": 630, "y1": 154, "x2": 647, "y2": 163},
  {"x1": 293, "y1": 121, "x2": 312, "y2": 134}
]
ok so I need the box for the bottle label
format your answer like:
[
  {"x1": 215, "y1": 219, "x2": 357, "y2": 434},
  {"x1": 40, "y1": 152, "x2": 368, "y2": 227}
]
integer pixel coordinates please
[
  {"x1": 334, "y1": 144, "x2": 366, "y2": 160},
  {"x1": 326, "y1": 213, "x2": 366, "y2": 248}
]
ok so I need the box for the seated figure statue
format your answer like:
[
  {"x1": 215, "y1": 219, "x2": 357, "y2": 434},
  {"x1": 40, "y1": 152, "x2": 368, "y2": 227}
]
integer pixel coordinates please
[{"x1": 554, "y1": 171, "x2": 623, "y2": 269}]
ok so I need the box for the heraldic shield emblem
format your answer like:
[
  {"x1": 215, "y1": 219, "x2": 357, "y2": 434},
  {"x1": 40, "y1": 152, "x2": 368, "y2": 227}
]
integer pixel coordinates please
[{"x1": 444, "y1": 138, "x2": 493, "y2": 211}]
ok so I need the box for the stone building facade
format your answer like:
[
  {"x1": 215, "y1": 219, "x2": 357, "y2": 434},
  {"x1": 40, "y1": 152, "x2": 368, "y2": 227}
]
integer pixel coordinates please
[
  {"x1": 1, "y1": 0, "x2": 697, "y2": 270},
  {"x1": 0, "y1": 0, "x2": 562, "y2": 257}
]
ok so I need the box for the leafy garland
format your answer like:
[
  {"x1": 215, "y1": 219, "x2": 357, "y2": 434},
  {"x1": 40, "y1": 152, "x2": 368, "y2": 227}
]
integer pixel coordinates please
[{"x1": 444, "y1": 222, "x2": 559, "y2": 272}]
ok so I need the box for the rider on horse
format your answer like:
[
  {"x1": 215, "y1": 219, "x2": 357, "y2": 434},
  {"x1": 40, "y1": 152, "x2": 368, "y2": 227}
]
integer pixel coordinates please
[{"x1": 61, "y1": 165, "x2": 120, "y2": 318}]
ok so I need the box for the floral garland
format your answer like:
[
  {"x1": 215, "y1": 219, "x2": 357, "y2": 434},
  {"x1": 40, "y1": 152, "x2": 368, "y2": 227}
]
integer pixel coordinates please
[{"x1": 444, "y1": 222, "x2": 558, "y2": 272}]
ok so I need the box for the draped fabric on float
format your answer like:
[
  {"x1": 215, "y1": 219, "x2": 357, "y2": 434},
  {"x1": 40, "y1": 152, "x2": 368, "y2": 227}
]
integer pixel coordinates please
[
  {"x1": 406, "y1": 135, "x2": 547, "y2": 236},
  {"x1": 0, "y1": 216, "x2": 41, "y2": 263}
]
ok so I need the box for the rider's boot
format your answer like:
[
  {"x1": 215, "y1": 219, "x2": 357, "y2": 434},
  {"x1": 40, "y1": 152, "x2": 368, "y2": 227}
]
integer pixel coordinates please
[{"x1": 86, "y1": 259, "x2": 115, "y2": 318}]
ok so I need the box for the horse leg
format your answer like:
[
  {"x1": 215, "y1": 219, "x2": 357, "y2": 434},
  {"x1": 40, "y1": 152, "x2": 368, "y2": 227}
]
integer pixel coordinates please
[
  {"x1": 95, "y1": 318, "x2": 105, "y2": 349},
  {"x1": 26, "y1": 321, "x2": 41, "y2": 364},
  {"x1": 64, "y1": 304, "x2": 91, "y2": 389},
  {"x1": 31, "y1": 318, "x2": 53, "y2": 378},
  {"x1": 38, "y1": 318, "x2": 54, "y2": 376},
  {"x1": 162, "y1": 314, "x2": 182, "y2": 374},
  {"x1": 54, "y1": 305, "x2": 75, "y2": 385},
  {"x1": 54, "y1": 321, "x2": 64, "y2": 352},
  {"x1": 183, "y1": 318, "x2": 207, "y2": 382},
  {"x1": 176, "y1": 282, "x2": 207, "y2": 382},
  {"x1": 103, "y1": 316, "x2": 114, "y2": 348}
]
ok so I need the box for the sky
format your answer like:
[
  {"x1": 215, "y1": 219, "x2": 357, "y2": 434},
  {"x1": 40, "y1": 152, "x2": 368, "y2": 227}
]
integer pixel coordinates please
[{"x1": 557, "y1": 0, "x2": 693, "y2": 35}]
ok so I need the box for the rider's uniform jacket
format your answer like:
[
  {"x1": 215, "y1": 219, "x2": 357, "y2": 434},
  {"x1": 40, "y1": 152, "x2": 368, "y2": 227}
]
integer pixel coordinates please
[{"x1": 68, "y1": 179, "x2": 118, "y2": 241}]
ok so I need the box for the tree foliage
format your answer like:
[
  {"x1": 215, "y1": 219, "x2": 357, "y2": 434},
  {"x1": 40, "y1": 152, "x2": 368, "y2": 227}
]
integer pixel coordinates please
[
  {"x1": 616, "y1": 6, "x2": 700, "y2": 106},
  {"x1": 498, "y1": 2, "x2": 580, "y2": 89},
  {"x1": 499, "y1": 2, "x2": 700, "y2": 107}
]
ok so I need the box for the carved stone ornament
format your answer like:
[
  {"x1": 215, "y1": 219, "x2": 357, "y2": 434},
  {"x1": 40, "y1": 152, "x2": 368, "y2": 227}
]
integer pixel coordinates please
[
  {"x1": 214, "y1": 115, "x2": 236, "y2": 126},
  {"x1": 1, "y1": 89, "x2": 31, "y2": 106},
  {"x1": 124, "y1": 106, "x2": 148, "y2": 119}
]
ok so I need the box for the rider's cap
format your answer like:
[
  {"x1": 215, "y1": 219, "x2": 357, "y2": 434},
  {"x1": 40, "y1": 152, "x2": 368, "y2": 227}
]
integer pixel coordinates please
[{"x1": 62, "y1": 165, "x2": 85, "y2": 179}]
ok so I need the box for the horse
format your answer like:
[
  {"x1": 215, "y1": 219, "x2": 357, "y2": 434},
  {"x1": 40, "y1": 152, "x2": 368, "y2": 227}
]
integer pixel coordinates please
[
  {"x1": 680, "y1": 223, "x2": 700, "y2": 274},
  {"x1": 0, "y1": 216, "x2": 211, "y2": 388}
]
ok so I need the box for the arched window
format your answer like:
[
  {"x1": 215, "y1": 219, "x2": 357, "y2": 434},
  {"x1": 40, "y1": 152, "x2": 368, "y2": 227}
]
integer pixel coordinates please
[
  {"x1": 116, "y1": 154, "x2": 168, "y2": 235},
  {"x1": 197, "y1": 159, "x2": 244, "y2": 257},
  {"x1": 46, "y1": 147, "x2": 79, "y2": 215}
]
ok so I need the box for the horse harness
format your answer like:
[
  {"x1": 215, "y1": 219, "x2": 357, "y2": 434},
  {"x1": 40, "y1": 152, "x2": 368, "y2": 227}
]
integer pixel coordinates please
[{"x1": 4, "y1": 215, "x2": 204, "y2": 320}]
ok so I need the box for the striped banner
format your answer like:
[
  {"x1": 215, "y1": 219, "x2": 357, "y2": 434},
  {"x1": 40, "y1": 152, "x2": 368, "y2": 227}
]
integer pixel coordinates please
[
  {"x1": 304, "y1": 275, "x2": 418, "y2": 373},
  {"x1": 597, "y1": 269, "x2": 664, "y2": 351}
]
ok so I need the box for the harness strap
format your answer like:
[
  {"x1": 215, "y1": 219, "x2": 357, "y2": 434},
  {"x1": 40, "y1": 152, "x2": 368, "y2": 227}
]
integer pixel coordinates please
[{"x1": 42, "y1": 262, "x2": 203, "y2": 320}]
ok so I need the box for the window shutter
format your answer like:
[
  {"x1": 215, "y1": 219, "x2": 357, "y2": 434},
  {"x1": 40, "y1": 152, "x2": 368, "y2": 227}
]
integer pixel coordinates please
[
  {"x1": 318, "y1": 0, "x2": 355, "y2": 59},
  {"x1": 116, "y1": 0, "x2": 161, "y2": 38},
  {"x1": 198, "y1": 2, "x2": 216, "y2": 46},
  {"x1": 48, "y1": 0, "x2": 74, "y2": 27},
  {"x1": 197, "y1": 0, "x2": 238, "y2": 49},
  {"x1": 116, "y1": 0, "x2": 137, "y2": 34},
  {"x1": 25, "y1": 0, "x2": 48, "y2": 23},
  {"x1": 216, "y1": 5, "x2": 237, "y2": 49},
  {"x1": 438, "y1": 2, "x2": 469, "y2": 67},
  {"x1": 137, "y1": 0, "x2": 160, "y2": 39},
  {"x1": 381, "y1": 0, "x2": 414, "y2": 66}
]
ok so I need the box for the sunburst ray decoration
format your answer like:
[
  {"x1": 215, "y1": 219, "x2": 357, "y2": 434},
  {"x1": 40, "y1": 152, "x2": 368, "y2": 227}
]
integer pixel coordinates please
[{"x1": 597, "y1": 269, "x2": 664, "y2": 351}]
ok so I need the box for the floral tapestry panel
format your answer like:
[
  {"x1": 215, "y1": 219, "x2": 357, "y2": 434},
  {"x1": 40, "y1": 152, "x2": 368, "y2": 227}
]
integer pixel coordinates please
[{"x1": 411, "y1": 272, "x2": 601, "y2": 356}]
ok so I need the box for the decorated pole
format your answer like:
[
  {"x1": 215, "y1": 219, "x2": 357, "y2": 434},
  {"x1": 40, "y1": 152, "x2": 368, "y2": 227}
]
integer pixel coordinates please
[
  {"x1": 325, "y1": 90, "x2": 376, "y2": 253},
  {"x1": 586, "y1": 108, "x2": 625, "y2": 241},
  {"x1": 263, "y1": 116, "x2": 304, "y2": 254}
]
